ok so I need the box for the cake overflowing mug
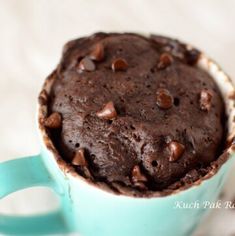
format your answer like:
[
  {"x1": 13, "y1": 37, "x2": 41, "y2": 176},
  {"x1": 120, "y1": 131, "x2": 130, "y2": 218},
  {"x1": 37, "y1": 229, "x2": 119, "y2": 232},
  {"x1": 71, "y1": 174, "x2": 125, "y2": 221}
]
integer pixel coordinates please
[{"x1": 0, "y1": 33, "x2": 235, "y2": 236}]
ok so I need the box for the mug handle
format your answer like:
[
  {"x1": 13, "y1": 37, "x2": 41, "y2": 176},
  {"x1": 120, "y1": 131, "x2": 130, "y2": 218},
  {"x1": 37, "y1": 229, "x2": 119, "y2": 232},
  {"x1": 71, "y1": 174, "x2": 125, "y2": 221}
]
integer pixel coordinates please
[{"x1": 0, "y1": 154, "x2": 69, "y2": 235}]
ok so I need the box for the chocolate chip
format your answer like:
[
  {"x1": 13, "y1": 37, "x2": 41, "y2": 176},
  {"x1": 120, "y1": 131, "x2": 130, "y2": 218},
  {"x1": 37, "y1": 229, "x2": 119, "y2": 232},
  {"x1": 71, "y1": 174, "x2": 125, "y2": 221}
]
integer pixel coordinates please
[
  {"x1": 78, "y1": 57, "x2": 96, "y2": 72},
  {"x1": 156, "y1": 88, "x2": 173, "y2": 109},
  {"x1": 131, "y1": 165, "x2": 148, "y2": 183},
  {"x1": 44, "y1": 112, "x2": 62, "y2": 129},
  {"x1": 96, "y1": 101, "x2": 117, "y2": 120},
  {"x1": 72, "y1": 148, "x2": 87, "y2": 166},
  {"x1": 111, "y1": 58, "x2": 128, "y2": 71},
  {"x1": 89, "y1": 43, "x2": 104, "y2": 62},
  {"x1": 157, "y1": 53, "x2": 173, "y2": 69},
  {"x1": 185, "y1": 49, "x2": 200, "y2": 65},
  {"x1": 200, "y1": 89, "x2": 213, "y2": 111},
  {"x1": 168, "y1": 141, "x2": 185, "y2": 162}
]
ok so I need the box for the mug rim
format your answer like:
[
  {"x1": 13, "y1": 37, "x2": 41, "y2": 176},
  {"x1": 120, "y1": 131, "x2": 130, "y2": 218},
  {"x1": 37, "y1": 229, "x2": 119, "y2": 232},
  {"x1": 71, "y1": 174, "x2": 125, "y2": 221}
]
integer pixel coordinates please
[{"x1": 37, "y1": 34, "x2": 235, "y2": 198}]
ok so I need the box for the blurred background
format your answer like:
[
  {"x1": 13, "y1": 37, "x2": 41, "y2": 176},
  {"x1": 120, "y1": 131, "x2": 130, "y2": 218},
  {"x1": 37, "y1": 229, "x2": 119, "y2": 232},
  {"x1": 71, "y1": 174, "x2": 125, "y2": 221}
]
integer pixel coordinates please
[{"x1": 0, "y1": 0, "x2": 235, "y2": 235}]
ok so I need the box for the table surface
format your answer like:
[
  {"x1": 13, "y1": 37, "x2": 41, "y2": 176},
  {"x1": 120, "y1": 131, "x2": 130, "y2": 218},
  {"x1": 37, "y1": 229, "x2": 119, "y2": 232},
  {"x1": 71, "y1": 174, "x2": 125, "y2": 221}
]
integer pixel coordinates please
[{"x1": 0, "y1": 1, "x2": 235, "y2": 235}]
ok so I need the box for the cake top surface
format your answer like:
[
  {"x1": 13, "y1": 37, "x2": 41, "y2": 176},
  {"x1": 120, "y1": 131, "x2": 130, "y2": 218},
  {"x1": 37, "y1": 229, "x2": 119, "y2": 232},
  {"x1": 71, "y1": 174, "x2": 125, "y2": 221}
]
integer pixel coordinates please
[{"x1": 46, "y1": 33, "x2": 225, "y2": 195}]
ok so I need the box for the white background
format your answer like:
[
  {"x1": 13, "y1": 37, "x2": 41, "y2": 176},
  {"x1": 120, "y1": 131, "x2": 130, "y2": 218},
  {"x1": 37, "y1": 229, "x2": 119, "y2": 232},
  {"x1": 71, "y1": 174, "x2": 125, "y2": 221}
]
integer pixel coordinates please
[{"x1": 0, "y1": 0, "x2": 235, "y2": 235}]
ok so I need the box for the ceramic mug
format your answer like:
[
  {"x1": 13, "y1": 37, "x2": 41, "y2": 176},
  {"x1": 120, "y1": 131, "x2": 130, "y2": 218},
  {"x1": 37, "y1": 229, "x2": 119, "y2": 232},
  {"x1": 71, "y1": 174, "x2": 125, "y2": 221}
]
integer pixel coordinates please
[{"x1": 0, "y1": 48, "x2": 235, "y2": 236}]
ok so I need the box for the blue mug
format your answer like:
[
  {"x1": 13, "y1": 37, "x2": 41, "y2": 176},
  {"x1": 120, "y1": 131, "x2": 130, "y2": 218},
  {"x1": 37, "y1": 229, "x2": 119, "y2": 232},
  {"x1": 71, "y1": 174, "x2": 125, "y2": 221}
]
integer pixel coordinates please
[{"x1": 0, "y1": 51, "x2": 235, "y2": 236}]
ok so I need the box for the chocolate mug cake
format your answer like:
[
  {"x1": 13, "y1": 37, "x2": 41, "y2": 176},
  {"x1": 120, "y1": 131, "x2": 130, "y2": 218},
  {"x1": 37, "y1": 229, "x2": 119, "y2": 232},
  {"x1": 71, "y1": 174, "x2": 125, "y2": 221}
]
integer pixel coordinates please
[{"x1": 40, "y1": 33, "x2": 227, "y2": 196}]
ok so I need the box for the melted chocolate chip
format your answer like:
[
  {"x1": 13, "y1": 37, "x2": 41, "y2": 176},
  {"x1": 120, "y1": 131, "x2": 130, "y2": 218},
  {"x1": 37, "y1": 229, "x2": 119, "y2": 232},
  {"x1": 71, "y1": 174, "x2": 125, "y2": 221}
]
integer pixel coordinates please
[
  {"x1": 72, "y1": 148, "x2": 87, "y2": 166},
  {"x1": 96, "y1": 101, "x2": 117, "y2": 120},
  {"x1": 168, "y1": 141, "x2": 185, "y2": 162},
  {"x1": 200, "y1": 89, "x2": 213, "y2": 111},
  {"x1": 89, "y1": 43, "x2": 104, "y2": 61},
  {"x1": 131, "y1": 165, "x2": 148, "y2": 183},
  {"x1": 185, "y1": 49, "x2": 200, "y2": 65},
  {"x1": 156, "y1": 88, "x2": 173, "y2": 109},
  {"x1": 157, "y1": 53, "x2": 173, "y2": 69},
  {"x1": 78, "y1": 57, "x2": 96, "y2": 72},
  {"x1": 111, "y1": 58, "x2": 128, "y2": 71},
  {"x1": 44, "y1": 112, "x2": 62, "y2": 129}
]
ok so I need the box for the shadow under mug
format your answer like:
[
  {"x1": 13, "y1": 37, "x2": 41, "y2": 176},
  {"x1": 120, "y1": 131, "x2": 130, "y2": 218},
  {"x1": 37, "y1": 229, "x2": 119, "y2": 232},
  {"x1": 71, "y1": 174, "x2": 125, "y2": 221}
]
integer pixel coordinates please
[{"x1": 0, "y1": 49, "x2": 235, "y2": 236}]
